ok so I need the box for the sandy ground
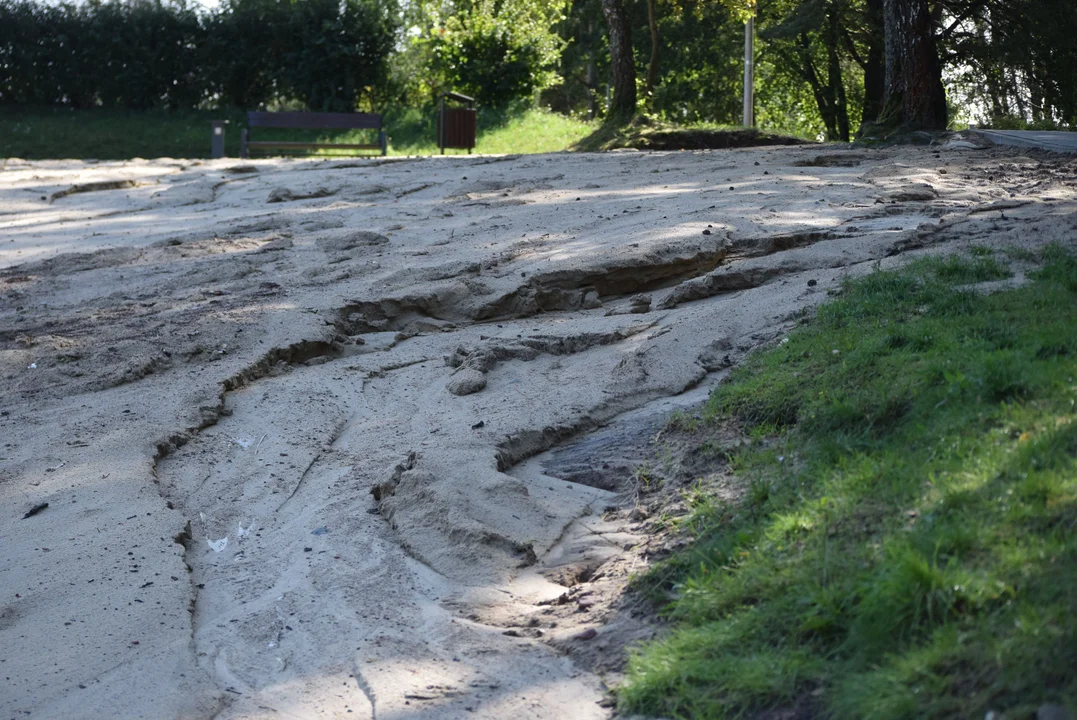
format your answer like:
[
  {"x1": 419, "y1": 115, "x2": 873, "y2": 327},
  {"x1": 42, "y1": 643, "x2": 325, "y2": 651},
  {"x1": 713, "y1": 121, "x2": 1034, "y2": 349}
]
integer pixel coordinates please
[{"x1": 1, "y1": 142, "x2": 1075, "y2": 720}]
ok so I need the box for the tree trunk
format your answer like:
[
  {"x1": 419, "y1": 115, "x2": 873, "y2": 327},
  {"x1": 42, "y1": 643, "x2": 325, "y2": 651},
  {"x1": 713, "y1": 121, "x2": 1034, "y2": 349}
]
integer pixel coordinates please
[
  {"x1": 587, "y1": 58, "x2": 598, "y2": 120},
  {"x1": 881, "y1": 0, "x2": 947, "y2": 129},
  {"x1": 861, "y1": 0, "x2": 885, "y2": 124},
  {"x1": 586, "y1": 20, "x2": 598, "y2": 120},
  {"x1": 797, "y1": 34, "x2": 839, "y2": 141},
  {"x1": 601, "y1": 0, "x2": 636, "y2": 119},
  {"x1": 827, "y1": 2, "x2": 850, "y2": 141},
  {"x1": 645, "y1": 0, "x2": 660, "y2": 103}
]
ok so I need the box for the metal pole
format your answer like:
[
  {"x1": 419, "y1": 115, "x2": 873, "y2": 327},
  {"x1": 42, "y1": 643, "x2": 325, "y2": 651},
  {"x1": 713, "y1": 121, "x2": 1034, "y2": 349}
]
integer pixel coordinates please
[
  {"x1": 742, "y1": 14, "x2": 755, "y2": 128},
  {"x1": 439, "y1": 95, "x2": 445, "y2": 155}
]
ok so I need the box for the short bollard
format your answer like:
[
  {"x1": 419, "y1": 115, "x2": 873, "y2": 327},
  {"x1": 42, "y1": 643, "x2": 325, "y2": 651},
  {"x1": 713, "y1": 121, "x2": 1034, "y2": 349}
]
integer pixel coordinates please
[{"x1": 210, "y1": 120, "x2": 229, "y2": 159}]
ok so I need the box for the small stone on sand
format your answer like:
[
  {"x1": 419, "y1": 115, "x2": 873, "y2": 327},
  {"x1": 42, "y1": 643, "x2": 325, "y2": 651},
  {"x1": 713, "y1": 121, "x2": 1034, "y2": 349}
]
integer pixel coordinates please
[{"x1": 447, "y1": 369, "x2": 487, "y2": 396}]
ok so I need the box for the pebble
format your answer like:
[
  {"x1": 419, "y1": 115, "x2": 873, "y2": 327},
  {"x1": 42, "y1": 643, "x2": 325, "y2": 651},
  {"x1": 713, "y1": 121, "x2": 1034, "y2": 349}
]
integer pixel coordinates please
[
  {"x1": 582, "y1": 290, "x2": 603, "y2": 309},
  {"x1": 447, "y1": 369, "x2": 487, "y2": 396}
]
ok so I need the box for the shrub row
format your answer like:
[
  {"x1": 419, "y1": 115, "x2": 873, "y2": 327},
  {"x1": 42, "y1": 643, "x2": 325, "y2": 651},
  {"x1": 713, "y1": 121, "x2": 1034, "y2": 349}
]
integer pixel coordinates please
[{"x1": 0, "y1": 0, "x2": 396, "y2": 111}]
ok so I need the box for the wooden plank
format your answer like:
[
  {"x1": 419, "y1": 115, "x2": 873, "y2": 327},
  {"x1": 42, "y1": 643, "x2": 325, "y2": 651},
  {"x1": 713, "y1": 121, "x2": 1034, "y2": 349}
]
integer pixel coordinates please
[{"x1": 247, "y1": 111, "x2": 382, "y2": 130}]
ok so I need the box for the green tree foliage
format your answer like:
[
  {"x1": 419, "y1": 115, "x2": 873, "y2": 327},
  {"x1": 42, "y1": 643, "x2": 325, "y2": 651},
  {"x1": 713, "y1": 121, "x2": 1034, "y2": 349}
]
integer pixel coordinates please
[
  {"x1": 760, "y1": 0, "x2": 872, "y2": 140},
  {"x1": 942, "y1": 0, "x2": 1077, "y2": 127},
  {"x1": 642, "y1": 1, "x2": 745, "y2": 123},
  {"x1": 393, "y1": 0, "x2": 568, "y2": 108},
  {"x1": 1, "y1": 0, "x2": 1074, "y2": 132},
  {"x1": 551, "y1": 0, "x2": 838, "y2": 136}
]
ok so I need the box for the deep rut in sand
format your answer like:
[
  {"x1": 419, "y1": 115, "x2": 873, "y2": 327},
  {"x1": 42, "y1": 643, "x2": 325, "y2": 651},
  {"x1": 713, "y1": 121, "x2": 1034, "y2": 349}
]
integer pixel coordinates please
[{"x1": 150, "y1": 207, "x2": 976, "y2": 719}]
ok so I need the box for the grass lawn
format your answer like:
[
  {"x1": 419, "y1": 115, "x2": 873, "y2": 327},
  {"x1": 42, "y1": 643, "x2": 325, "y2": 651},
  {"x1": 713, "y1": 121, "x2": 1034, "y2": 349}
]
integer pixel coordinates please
[
  {"x1": 621, "y1": 247, "x2": 1077, "y2": 719},
  {"x1": 0, "y1": 105, "x2": 592, "y2": 160}
]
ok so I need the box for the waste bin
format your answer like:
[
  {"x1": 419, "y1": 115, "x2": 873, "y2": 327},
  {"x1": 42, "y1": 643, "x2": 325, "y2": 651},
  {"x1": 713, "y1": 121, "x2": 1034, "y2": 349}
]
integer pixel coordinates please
[{"x1": 437, "y1": 92, "x2": 476, "y2": 154}]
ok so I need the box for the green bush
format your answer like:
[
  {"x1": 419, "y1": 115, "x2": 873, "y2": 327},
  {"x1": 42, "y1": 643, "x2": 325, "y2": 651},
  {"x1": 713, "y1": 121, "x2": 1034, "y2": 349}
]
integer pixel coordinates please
[
  {"x1": 0, "y1": 0, "x2": 206, "y2": 109},
  {"x1": 204, "y1": 0, "x2": 396, "y2": 111},
  {"x1": 398, "y1": 0, "x2": 567, "y2": 108},
  {"x1": 432, "y1": 12, "x2": 552, "y2": 107}
]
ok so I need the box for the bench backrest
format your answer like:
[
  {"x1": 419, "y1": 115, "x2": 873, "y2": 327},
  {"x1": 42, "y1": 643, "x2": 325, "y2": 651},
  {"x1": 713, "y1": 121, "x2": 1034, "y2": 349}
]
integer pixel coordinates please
[{"x1": 247, "y1": 111, "x2": 382, "y2": 130}]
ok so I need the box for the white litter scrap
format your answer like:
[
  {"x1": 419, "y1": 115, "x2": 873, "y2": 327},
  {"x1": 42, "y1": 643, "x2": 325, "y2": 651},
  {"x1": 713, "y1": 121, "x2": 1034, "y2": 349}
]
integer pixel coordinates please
[{"x1": 207, "y1": 536, "x2": 229, "y2": 553}]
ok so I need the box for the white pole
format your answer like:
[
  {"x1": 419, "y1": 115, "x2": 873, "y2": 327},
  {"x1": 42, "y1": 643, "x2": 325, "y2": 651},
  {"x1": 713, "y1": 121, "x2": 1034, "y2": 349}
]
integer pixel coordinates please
[{"x1": 743, "y1": 14, "x2": 755, "y2": 127}]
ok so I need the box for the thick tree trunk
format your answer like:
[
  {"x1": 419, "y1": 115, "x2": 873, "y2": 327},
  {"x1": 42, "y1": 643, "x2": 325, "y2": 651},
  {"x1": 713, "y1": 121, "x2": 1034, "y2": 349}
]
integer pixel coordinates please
[
  {"x1": 601, "y1": 0, "x2": 636, "y2": 119},
  {"x1": 645, "y1": 0, "x2": 660, "y2": 103},
  {"x1": 881, "y1": 0, "x2": 947, "y2": 129}
]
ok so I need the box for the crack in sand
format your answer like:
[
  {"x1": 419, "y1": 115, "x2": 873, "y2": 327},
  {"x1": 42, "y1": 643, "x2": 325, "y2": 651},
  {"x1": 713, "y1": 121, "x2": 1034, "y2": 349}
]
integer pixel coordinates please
[{"x1": 276, "y1": 415, "x2": 350, "y2": 511}]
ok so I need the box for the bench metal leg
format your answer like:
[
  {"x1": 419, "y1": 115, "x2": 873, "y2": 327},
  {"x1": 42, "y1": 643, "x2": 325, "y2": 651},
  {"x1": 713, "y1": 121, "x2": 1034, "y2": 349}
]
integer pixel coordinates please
[
  {"x1": 240, "y1": 129, "x2": 249, "y2": 159},
  {"x1": 379, "y1": 130, "x2": 387, "y2": 156}
]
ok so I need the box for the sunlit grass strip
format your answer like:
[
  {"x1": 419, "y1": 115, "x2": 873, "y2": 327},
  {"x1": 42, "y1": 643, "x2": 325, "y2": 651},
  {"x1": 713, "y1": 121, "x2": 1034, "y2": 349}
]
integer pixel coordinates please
[
  {"x1": 0, "y1": 105, "x2": 593, "y2": 160},
  {"x1": 621, "y1": 247, "x2": 1077, "y2": 719}
]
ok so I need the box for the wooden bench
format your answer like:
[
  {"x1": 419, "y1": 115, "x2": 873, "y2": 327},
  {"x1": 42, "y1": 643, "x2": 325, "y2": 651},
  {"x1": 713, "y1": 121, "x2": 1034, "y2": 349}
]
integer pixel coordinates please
[{"x1": 240, "y1": 111, "x2": 387, "y2": 158}]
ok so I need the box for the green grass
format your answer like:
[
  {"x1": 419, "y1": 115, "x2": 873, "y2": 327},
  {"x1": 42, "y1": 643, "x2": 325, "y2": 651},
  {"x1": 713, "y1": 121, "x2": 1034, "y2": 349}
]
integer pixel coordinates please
[
  {"x1": 1, "y1": 106, "x2": 249, "y2": 159},
  {"x1": 621, "y1": 247, "x2": 1077, "y2": 719},
  {"x1": 985, "y1": 114, "x2": 1075, "y2": 132},
  {"x1": 381, "y1": 105, "x2": 592, "y2": 156},
  {"x1": 0, "y1": 104, "x2": 592, "y2": 160}
]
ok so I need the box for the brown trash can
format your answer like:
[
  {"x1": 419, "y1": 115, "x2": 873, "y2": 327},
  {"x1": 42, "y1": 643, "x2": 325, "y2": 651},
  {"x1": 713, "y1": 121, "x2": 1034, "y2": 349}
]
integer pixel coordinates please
[{"x1": 438, "y1": 92, "x2": 477, "y2": 154}]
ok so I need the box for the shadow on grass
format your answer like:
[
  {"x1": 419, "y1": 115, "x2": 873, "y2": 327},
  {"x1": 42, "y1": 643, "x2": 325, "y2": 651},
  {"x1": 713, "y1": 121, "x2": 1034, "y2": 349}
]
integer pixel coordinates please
[
  {"x1": 1, "y1": 105, "x2": 249, "y2": 160},
  {"x1": 572, "y1": 114, "x2": 813, "y2": 152},
  {"x1": 620, "y1": 248, "x2": 1077, "y2": 719}
]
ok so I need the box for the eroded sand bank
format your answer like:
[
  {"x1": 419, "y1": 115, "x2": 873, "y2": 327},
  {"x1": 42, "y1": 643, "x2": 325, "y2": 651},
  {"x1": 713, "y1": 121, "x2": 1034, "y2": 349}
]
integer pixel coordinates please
[{"x1": 1, "y1": 144, "x2": 1075, "y2": 719}]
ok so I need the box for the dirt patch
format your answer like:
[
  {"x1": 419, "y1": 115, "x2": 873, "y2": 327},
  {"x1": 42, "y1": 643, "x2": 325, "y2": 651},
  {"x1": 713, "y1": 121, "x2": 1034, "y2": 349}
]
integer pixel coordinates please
[
  {"x1": 48, "y1": 178, "x2": 148, "y2": 202},
  {"x1": 794, "y1": 152, "x2": 873, "y2": 167},
  {"x1": 624, "y1": 128, "x2": 808, "y2": 151},
  {"x1": 573, "y1": 116, "x2": 810, "y2": 152}
]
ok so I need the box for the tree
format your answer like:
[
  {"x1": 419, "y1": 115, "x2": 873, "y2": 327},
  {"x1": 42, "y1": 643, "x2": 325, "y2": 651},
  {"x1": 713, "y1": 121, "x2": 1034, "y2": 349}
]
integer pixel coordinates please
[
  {"x1": 600, "y1": 0, "x2": 636, "y2": 118},
  {"x1": 878, "y1": 0, "x2": 946, "y2": 129},
  {"x1": 394, "y1": 0, "x2": 567, "y2": 108},
  {"x1": 858, "y1": 0, "x2": 884, "y2": 124},
  {"x1": 941, "y1": 0, "x2": 1077, "y2": 126},
  {"x1": 761, "y1": 0, "x2": 863, "y2": 141},
  {"x1": 645, "y1": 0, "x2": 660, "y2": 101}
]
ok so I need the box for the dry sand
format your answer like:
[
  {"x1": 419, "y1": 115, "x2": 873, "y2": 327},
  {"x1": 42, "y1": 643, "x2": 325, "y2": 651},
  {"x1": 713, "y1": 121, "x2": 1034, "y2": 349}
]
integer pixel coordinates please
[{"x1": 1, "y1": 142, "x2": 1075, "y2": 719}]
